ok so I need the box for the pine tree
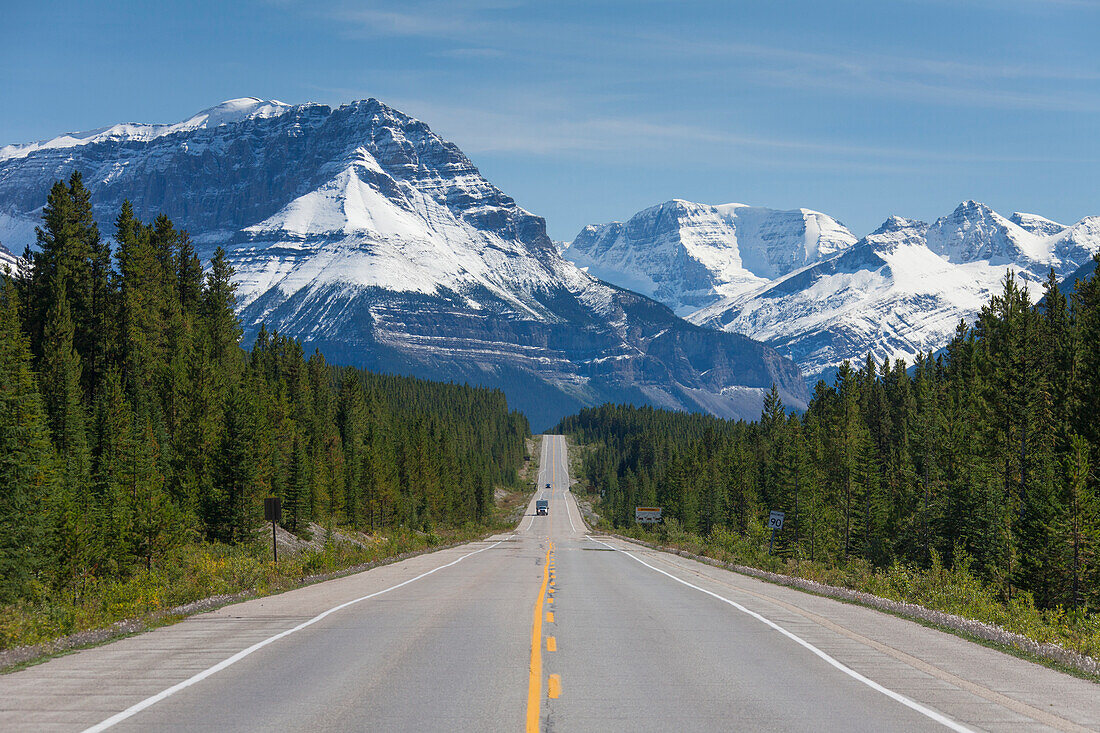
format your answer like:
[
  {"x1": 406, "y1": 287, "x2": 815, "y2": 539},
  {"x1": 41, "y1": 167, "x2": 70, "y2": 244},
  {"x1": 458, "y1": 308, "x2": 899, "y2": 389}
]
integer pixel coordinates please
[
  {"x1": 284, "y1": 431, "x2": 311, "y2": 534},
  {"x1": 40, "y1": 276, "x2": 95, "y2": 595},
  {"x1": 212, "y1": 380, "x2": 257, "y2": 543},
  {"x1": 337, "y1": 367, "x2": 366, "y2": 527},
  {"x1": 1058, "y1": 434, "x2": 1098, "y2": 610},
  {"x1": 176, "y1": 234, "x2": 203, "y2": 321},
  {"x1": 1072, "y1": 254, "x2": 1100, "y2": 448},
  {"x1": 0, "y1": 278, "x2": 56, "y2": 601},
  {"x1": 203, "y1": 246, "x2": 242, "y2": 364}
]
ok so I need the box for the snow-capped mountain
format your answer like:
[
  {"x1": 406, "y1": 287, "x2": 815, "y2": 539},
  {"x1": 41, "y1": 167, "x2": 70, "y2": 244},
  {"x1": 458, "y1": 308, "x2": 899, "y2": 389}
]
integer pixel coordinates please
[
  {"x1": 0, "y1": 98, "x2": 807, "y2": 428},
  {"x1": 690, "y1": 202, "x2": 1100, "y2": 381},
  {"x1": 564, "y1": 199, "x2": 856, "y2": 315},
  {"x1": 569, "y1": 198, "x2": 1100, "y2": 382}
]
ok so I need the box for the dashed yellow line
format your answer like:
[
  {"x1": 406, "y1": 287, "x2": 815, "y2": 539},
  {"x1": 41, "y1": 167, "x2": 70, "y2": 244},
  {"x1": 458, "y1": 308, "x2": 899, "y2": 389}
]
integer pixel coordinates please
[
  {"x1": 527, "y1": 437, "x2": 568, "y2": 732},
  {"x1": 525, "y1": 543, "x2": 552, "y2": 733}
]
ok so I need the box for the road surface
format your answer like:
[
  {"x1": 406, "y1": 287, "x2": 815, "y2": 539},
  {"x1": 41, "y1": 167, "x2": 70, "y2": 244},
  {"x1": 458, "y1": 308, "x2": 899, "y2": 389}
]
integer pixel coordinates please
[{"x1": 1, "y1": 435, "x2": 1098, "y2": 732}]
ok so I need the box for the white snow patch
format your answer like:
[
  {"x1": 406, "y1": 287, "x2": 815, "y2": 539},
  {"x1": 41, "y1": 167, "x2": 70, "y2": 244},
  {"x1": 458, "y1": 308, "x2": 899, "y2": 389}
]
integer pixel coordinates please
[{"x1": 0, "y1": 98, "x2": 293, "y2": 161}]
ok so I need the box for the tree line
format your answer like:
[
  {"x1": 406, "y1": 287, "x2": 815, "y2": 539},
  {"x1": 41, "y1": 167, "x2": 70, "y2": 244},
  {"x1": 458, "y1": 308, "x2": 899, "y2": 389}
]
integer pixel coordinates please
[
  {"x1": 562, "y1": 263, "x2": 1100, "y2": 611},
  {"x1": 0, "y1": 173, "x2": 529, "y2": 604}
]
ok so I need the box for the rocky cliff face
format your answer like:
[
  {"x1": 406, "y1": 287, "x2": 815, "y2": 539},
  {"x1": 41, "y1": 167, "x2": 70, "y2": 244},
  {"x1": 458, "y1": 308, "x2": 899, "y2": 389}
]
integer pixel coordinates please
[
  {"x1": 0, "y1": 98, "x2": 807, "y2": 428},
  {"x1": 565, "y1": 199, "x2": 856, "y2": 315}
]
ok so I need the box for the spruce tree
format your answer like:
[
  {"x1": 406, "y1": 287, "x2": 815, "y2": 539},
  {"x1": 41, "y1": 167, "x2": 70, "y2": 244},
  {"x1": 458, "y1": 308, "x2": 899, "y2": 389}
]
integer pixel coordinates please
[{"x1": 0, "y1": 278, "x2": 56, "y2": 601}]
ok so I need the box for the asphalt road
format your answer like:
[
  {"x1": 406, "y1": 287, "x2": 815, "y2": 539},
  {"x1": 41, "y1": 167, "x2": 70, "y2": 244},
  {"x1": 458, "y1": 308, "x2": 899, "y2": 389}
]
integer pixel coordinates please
[{"x1": 2, "y1": 435, "x2": 1099, "y2": 732}]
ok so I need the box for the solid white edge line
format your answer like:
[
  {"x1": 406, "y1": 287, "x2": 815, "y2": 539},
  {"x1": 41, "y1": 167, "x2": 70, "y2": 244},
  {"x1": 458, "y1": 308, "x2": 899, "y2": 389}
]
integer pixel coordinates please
[
  {"x1": 81, "y1": 536, "x2": 512, "y2": 733},
  {"x1": 586, "y1": 536, "x2": 975, "y2": 733}
]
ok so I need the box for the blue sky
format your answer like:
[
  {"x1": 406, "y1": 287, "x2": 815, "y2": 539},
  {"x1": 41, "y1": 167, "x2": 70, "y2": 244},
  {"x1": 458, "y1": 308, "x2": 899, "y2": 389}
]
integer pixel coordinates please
[{"x1": 3, "y1": 0, "x2": 1099, "y2": 240}]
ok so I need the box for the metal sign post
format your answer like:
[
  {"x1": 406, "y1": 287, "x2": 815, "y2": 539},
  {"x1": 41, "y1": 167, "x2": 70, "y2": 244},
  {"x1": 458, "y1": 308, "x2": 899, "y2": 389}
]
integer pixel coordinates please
[
  {"x1": 635, "y1": 507, "x2": 662, "y2": 525},
  {"x1": 767, "y1": 510, "x2": 785, "y2": 556},
  {"x1": 265, "y1": 497, "x2": 282, "y2": 562}
]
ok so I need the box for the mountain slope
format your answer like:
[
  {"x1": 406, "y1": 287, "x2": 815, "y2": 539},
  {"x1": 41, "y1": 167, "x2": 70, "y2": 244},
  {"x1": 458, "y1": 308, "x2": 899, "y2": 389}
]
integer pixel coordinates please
[
  {"x1": 0, "y1": 243, "x2": 19, "y2": 274},
  {"x1": 0, "y1": 98, "x2": 807, "y2": 428},
  {"x1": 1059, "y1": 256, "x2": 1098, "y2": 300},
  {"x1": 564, "y1": 199, "x2": 856, "y2": 315}
]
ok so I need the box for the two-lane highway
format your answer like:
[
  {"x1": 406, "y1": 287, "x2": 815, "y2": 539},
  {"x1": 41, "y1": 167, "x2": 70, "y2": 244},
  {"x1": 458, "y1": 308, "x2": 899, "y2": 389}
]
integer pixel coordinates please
[{"x1": 2, "y1": 435, "x2": 1099, "y2": 731}]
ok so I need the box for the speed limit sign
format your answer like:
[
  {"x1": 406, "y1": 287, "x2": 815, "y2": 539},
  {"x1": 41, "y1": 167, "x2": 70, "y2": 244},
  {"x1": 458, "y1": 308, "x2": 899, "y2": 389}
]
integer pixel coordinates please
[{"x1": 768, "y1": 510, "x2": 785, "y2": 530}]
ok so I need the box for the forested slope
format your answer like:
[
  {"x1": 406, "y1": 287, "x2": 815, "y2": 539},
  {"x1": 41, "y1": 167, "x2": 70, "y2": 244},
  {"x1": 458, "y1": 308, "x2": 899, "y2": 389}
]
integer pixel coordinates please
[
  {"x1": 0, "y1": 173, "x2": 529, "y2": 611},
  {"x1": 562, "y1": 261, "x2": 1100, "y2": 613}
]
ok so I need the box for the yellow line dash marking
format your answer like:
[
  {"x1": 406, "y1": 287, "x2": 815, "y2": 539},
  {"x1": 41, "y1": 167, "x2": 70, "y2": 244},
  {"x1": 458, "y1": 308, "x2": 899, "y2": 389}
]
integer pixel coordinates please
[
  {"x1": 546, "y1": 636, "x2": 557, "y2": 652},
  {"x1": 525, "y1": 546, "x2": 551, "y2": 733},
  {"x1": 547, "y1": 611, "x2": 554, "y2": 623},
  {"x1": 548, "y1": 674, "x2": 562, "y2": 699}
]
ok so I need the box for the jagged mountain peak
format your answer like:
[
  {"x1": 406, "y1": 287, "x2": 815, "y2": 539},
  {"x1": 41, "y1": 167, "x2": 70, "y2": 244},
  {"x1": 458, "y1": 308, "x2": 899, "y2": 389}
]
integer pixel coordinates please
[
  {"x1": 871, "y1": 215, "x2": 927, "y2": 235},
  {"x1": 925, "y1": 200, "x2": 1046, "y2": 263},
  {"x1": 184, "y1": 97, "x2": 293, "y2": 127},
  {"x1": 564, "y1": 198, "x2": 856, "y2": 316}
]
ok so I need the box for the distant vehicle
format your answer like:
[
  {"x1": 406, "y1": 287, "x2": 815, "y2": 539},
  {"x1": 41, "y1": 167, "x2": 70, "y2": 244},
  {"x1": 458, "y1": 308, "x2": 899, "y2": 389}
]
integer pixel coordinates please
[
  {"x1": 536, "y1": 500, "x2": 549, "y2": 516},
  {"x1": 545, "y1": 483, "x2": 551, "y2": 489}
]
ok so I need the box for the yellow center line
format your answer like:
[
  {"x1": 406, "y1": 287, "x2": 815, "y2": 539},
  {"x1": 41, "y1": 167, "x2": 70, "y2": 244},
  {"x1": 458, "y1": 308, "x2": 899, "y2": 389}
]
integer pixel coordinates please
[
  {"x1": 526, "y1": 542, "x2": 552, "y2": 733},
  {"x1": 527, "y1": 438, "x2": 565, "y2": 732}
]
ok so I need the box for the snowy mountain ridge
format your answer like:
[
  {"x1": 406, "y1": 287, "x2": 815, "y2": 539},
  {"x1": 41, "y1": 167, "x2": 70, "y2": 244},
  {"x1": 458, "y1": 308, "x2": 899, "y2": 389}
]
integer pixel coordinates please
[
  {"x1": 571, "y1": 199, "x2": 1100, "y2": 382},
  {"x1": 0, "y1": 98, "x2": 807, "y2": 428},
  {"x1": 0, "y1": 98, "x2": 292, "y2": 162}
]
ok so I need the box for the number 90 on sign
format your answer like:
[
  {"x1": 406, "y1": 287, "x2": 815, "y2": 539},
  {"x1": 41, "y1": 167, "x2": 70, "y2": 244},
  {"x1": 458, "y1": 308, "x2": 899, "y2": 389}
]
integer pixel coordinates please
[{"x1": 768, "y1": 510, "x2": 785, "y2": 530}]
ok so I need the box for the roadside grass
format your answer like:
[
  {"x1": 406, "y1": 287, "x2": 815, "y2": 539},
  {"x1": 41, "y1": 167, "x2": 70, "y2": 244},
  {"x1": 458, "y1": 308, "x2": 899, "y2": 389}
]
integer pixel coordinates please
[
  {"x1": 1, "y1": 484, "x2": 532, "y2": 664},
  {"x1": 521, "y1": 435, "x2": 542, "y2": 488},
  {"x1": 562, "y1": 434, "x2": 590, "y2": 483},
  {"x1": 609, "y1": 518, "x2": 1100, "y2": 675}
]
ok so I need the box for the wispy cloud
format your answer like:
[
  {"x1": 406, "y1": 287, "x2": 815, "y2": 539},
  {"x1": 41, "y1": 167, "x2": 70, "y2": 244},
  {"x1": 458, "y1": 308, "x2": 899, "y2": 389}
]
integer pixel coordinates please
[
  {"x1": 633, "y1": 35, "x2": 1100, "y2": 112},
  {"x1": 382, "y1": 97, "x2": 1096, "y2": 167},
  {"x1": 329, "y1": 1, "x2": 529, "y2": 40},
  {"x1": 300, "y1": 1, "x2": 1100, "y2": 177},
  {"x1": 320, "y1": 0, "x2": 1100, "y2": 113}
]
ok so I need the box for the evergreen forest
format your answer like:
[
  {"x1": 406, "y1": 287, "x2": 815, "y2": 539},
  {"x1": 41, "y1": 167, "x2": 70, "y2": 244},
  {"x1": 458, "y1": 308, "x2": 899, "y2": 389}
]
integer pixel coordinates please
[
  {"x1": 563, "y1": 262, "x2": 1100, "y2": 613},
  {"x1": 0, "y1": 173, "x2": 529, "y2": 609}
]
